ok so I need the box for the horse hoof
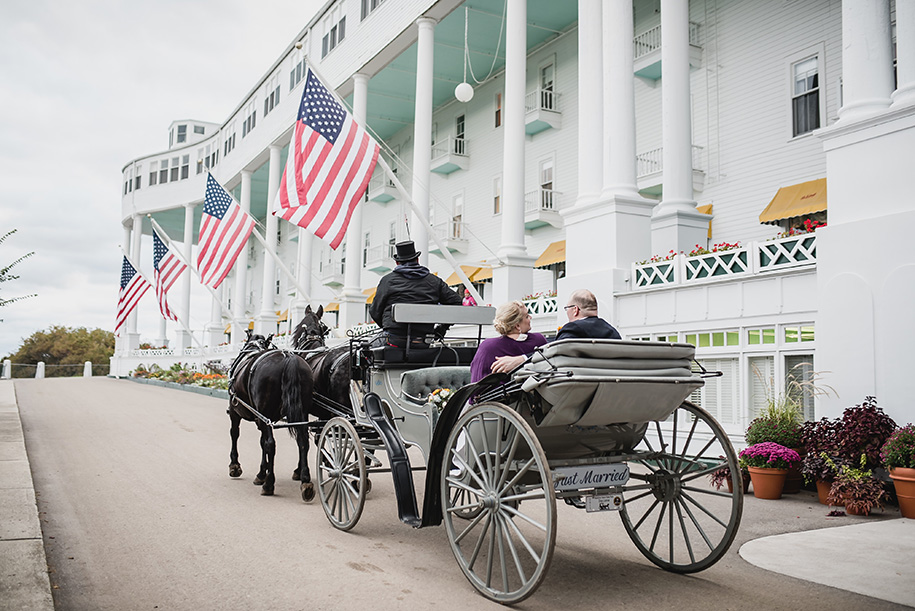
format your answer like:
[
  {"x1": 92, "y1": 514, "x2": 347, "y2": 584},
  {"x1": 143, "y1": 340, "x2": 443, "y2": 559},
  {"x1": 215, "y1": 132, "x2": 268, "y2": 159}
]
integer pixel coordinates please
[
  {"x1": 254, "y1": 476, "x2": 265, "y2": 486},
  {"x1": 261, "y1": 487, "x2": 274, "y2": 496},
  {"x1": 229, "y1": 465, "x2": 243, "y2": 478},
  {"x1": 301, "y1": 482, "x2": 315, "y2": 502},
  {"x1": 292, "y1": 468, "x2": 300, "y2": 481}
]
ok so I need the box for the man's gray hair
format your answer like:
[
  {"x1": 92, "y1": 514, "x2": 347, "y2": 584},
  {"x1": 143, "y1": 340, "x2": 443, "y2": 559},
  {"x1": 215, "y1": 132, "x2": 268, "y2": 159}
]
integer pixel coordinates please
[{"x1": 569, "y1": 289, "x2": 598, "y2": 313}]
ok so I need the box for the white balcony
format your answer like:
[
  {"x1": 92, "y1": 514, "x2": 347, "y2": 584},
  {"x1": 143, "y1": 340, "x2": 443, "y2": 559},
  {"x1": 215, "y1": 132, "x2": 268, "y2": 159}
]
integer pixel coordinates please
[
  {"x1": 524, "y1": 188, "x2": 564, "y2": 229},
  {"x1": 365, "y1": 244, "x2": 394, "y2": 274},
  {"x1": 320, "y1": 261, "x2": 345, "y2": 287},
  {"x1": 367, "y1": 171, "x2": 397, "y2": 203},
  {"x1": 525, "y1": 89, "x2": 561, "y2": 135},
  {"x1": 633, "y1": 22, "x2": 703, "y2": 81},
  {"x1": 430, "y1": 136, "x2": 468, "y2": 175},
  {"x1": 636, "y1": 145, "x2": 706, "y2": 196},
  {"x1": 429, "y1": 220, "x2": 469, "y2": 256}
]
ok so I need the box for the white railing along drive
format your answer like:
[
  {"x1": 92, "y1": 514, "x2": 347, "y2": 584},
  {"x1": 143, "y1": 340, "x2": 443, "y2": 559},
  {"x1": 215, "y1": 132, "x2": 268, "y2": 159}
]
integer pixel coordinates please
[{"x1": 631, "y1": 233, "x2": 818, "y2": 289}]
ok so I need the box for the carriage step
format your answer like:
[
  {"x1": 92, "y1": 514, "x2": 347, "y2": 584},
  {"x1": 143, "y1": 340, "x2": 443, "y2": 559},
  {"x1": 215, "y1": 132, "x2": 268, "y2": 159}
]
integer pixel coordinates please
[{"x1": 363, "y1": 392, "x2": 421, "y2": 527}]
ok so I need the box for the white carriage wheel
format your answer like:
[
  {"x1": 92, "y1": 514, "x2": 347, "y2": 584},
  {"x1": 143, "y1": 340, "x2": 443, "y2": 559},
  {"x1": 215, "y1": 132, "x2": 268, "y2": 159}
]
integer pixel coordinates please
[
  {"x1": 317, "y1": 417, "x2": 367, "y2": 532},
  {"x1": 441, "y1": 403, "x2": 556, "y2": 604},
  {"x1": 619, "y1": 401, "x2": 743, "y2": 573}
]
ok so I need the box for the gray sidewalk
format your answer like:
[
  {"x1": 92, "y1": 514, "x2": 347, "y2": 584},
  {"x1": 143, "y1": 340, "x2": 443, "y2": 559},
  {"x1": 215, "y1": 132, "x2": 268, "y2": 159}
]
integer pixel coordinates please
[{"x1": 0, "y1": 380, "x2": 54, "y2": 610}]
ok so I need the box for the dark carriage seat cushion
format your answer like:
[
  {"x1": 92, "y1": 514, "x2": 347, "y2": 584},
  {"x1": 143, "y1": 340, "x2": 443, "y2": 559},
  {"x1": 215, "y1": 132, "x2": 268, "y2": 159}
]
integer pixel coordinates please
[
  {"x1": 370, "y1": 346, "x2": 477, "y2": 366},
  {"x1": 400, "y1": 366, "x2": 473, "y2": 404}
]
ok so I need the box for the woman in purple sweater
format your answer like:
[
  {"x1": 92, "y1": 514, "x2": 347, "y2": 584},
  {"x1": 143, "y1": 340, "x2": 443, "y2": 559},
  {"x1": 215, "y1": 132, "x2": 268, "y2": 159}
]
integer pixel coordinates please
[{"x1": 470, "y1": 301, "x2": 548, "y2": 382}]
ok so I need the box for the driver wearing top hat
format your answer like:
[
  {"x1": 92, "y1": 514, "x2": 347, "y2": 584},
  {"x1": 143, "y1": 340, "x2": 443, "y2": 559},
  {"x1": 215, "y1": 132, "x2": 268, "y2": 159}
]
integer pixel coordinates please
[{"x1": 369, "y1": 240, "x2": 463, "y2": 347}]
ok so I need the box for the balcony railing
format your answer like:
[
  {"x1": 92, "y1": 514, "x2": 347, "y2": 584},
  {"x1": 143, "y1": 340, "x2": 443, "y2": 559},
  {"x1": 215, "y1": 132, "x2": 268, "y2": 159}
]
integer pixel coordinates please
[
  {"x1": 631, "y1": 233, "x2": 818, "y2": 290},
  {"x1": 433, "y1": 220, "x2": 467, "y2": 240},
  {"x1": 524, "y1": 89, "x2": 559, "y2": 113},
  {"x1": 365, "y1": 244, "x2": 394, "y2": 273},
  {"x1": 636, "y1": 145, "x2": 705, "y2": 178},
  {"x1": 522, "y1": 294, "x2": 558, "y2": 315},
  {"x1": 432, "y1": 136, "x2": 467, "y2": 159},
  {"x1": 633, "y1": 22, "x2": 701, "y2": 60},
  {"x1": 524, "y1": 188, "x2": 562, "y2": 213}
]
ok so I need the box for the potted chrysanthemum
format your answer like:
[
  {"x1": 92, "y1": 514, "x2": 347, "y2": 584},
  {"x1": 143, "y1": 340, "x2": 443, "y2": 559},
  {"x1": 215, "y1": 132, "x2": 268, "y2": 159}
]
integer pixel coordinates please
[
  {"x1": 881, "y1": 424, "x2": 915, "y2": 519},
  {"x1": 739, "y1": 442, "x2": 801, "y2": 500}
]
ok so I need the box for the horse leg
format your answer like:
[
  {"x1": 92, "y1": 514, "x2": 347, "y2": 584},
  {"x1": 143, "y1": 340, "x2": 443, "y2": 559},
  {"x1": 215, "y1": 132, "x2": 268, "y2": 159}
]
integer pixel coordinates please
[
  {"x1": 253, "y1": 422, "x2": 269, "y2": 487},
  {"x1": 296, "y1": 424, "x2": 315, "y2": 502},
  {"x1": 228, "y1": 409, "x2": 243, "y2": 478},
  {"x1": 256, "y1": 422, "x2": 276, "y2": 496}
]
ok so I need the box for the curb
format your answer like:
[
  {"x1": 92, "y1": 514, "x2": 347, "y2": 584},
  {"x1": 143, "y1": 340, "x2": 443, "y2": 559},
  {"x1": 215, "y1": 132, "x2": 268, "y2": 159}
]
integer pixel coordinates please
[
  {"x1": 119, "y1": 375, "x2": 229, "y2": 399},
  {"x1": 0, "y1": 380, "x2": 54, "y2": 611}
]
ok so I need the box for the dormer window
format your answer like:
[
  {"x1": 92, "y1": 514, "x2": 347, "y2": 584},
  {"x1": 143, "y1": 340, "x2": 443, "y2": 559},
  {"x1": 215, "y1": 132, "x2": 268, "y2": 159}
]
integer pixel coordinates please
[{"x1": 176, "y1": 124, "x2": 187, "y2": 144}]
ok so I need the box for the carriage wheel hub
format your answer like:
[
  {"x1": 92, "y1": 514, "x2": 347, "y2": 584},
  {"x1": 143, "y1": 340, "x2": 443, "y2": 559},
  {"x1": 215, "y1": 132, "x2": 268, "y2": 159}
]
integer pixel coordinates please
[
  {"x1": 481, "y1": 493, "x2": 500, "y2": 510},
  {"x1": 651, "y1": 470, "x2": 680, "y2": 502}
]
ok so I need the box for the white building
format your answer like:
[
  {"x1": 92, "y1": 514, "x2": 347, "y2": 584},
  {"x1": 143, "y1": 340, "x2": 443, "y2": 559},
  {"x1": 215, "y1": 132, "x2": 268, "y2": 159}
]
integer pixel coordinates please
[{"x1": 116, "y1": 0, "x2": 915, "y2": 435}]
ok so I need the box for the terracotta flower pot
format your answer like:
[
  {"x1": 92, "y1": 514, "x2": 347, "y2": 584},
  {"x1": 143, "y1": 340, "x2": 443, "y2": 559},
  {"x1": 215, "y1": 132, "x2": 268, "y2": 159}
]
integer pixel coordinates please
[
  {"x1": 747, "y1": 466, "x2": 787, "y2": 500},
  {"x1": 889, "y1": 467, "x2": 915, "y2": 519},
  {"x1": 815, "y1": 480, "x2": 831, "y2": 505},
  {"x1": 726, "y1": 471, "x2": 751, "y2": 494},
  {"x1": 783, "y1": 448, "x2": 805, "y2": 494}
]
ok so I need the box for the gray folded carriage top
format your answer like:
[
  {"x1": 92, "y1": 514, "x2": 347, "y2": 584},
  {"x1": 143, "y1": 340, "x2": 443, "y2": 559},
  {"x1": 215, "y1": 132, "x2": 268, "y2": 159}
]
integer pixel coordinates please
[{"x1": 514, "y1": 339, "x2": 704, "y2": 428}]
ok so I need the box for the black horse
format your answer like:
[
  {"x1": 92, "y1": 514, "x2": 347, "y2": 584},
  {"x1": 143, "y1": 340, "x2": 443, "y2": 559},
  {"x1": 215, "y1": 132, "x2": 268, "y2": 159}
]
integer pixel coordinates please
[
  {"x1": 292, "y1": 305, "x2": 353, "y2": 411},
  {"x1": 227, "y1": 330, "x2": 326, "y2": 501}
]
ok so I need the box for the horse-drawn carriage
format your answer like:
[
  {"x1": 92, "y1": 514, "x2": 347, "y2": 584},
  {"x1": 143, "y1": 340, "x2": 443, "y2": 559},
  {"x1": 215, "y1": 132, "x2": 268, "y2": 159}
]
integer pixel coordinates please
[{"x1": 228, "y1": 304, "x2": 743, "y2": 604}]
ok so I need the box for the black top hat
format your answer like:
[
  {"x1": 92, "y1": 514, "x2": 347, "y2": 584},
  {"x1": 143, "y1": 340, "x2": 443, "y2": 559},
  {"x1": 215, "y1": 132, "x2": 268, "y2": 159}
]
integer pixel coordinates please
[{"x1": 393, "y1": 240, "x2": 421, "y2": 263}]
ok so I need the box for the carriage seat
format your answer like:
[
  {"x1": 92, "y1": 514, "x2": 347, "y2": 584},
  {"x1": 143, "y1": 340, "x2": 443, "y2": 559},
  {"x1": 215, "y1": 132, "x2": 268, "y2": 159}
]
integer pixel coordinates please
[
  {"x1": 514, "y1": 339, "x2": 703, "y2": 428},
  {"x1": 370, "y1": 345, "x2": 478, "y2": 366},
  {"x1": 400, "y1": 366, "x2": 472, "y2": 405}
]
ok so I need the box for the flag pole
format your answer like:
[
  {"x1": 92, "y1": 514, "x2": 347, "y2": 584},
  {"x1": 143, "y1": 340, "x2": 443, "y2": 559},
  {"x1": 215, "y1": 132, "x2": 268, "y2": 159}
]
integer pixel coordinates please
[
  {"x1": 119, "y1": 247, "x2": 205, "y2": 351},
  {"x1": 249, "y1": 227, "x2": 312, "y2": 304},
  {"x1": 301, "y1": 59, "x2": 483, "y2": 305},
  {"x1": 146, "y1": 215, "x2": 240, "y2": 332}
]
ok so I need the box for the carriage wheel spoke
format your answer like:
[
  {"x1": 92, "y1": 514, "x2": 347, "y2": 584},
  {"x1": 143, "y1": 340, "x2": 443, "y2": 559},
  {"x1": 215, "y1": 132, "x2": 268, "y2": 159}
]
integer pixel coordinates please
[
  {"x1": 467, "y1": 514, "x2": 492, "y2": 572},
  {"x1": 499, "y1": 457, "x2": 535, "y2": 497},
  {"x1": 495, "y1": 513, "x2": 509, "y2": 593},
  {"x1": 648, "y1": 501, "x2": 668, "y2": 553},
  {"x1": 501, "y1": 510, "x2": 542, "y2": 565},
  {"x1": 502, "y1": 503, "x2": 547, "y2": 532},
  {"x1": 486, "y1": 509, "x2": 497, "y2": 589},
  {"x1": 677, "y1": 495, "x2": 715, "y2": 551},
  {"x1": 476, "y1": 414, "x2": 496, "y2": 488},
  {"x1": 454, "y1": 509, "x2": 488, "y2": 544},
  {"x1": 631, "y1": 498, "x2": 661, "y2": 531},
  {"x1": 497, "y1": 513, "x2": 527, "y2": 584},
  {"x1": 680, "y1": 489, "x2": 729, "y2": 529},
  {"x1": 673, "y1": 498, "x2": 695, "y2": 564}
]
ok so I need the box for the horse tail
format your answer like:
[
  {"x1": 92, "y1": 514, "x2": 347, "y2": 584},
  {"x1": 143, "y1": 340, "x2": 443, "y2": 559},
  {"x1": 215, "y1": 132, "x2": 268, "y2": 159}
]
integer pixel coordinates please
[{"x1": 281, "y1": 353, "x2": 312, "y2": 442}]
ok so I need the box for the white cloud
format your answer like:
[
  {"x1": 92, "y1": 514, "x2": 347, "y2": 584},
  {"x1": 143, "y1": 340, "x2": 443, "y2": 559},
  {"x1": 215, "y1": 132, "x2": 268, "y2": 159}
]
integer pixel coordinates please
[{"x1": 0, "y1": 0, "x2": 324, "y2": 356}]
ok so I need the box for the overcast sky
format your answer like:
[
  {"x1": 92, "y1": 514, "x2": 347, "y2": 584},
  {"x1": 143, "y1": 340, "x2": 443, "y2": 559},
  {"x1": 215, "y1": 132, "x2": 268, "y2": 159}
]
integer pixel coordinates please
[{"x1": 0, "y1": 0, "x2": 325, "y2": 357}]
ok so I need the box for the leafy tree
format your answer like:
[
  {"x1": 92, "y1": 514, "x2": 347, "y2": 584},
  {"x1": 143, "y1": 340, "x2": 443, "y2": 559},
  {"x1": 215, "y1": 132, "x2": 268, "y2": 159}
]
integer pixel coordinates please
[
  {"x1": 5, "y1": 326, "x2": 115, "y2": 378},
  {"x1": 1, "y1": 229, "x2": 36, "y2": 319}
]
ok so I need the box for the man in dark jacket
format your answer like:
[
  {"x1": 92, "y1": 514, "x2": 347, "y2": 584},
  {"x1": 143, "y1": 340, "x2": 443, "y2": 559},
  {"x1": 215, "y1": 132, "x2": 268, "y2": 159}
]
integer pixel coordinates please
[
  {"x1": 369, "y1": 241, "x2": 462, "y2": 346},
  {"x1": 556, "y1": 289, "x2": 622, "y2": 340}
]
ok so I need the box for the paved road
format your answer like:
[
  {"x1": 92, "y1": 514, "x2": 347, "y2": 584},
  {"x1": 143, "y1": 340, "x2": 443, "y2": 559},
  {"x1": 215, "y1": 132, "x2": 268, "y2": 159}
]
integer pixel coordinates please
[{"x1": 15, "y1": 378, "x2": 909, "y2": 610}]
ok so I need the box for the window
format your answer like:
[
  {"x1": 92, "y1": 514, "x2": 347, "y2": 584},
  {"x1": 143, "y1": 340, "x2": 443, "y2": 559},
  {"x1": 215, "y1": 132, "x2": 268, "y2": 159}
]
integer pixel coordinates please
[
  {"x1": 691, "y1": 358, "x2": 740, "y2": 425},
  {"x1": 785, "y1": 356, "x2": 816, "y2": 421},
  {"x1": 197, "y1": 148, "x2": 205, "y2": 174},
  {"x1": 224, "y1": 124, "x2": 236, "y2": 155},
  {"x1": 159, "y1": 160, "x2": 169, "y2": 184},
  {"x1": 290, "y1": 53, "x2": 306, "y2": 90},
  {"x1": 264, "y1": 75, "x2": 280, "y2": 116},
  {"x1": 363, "y1": 232, "x2": 370, "y2": 266},
  {"x1": 149, "y1": 161, "x2": 158, "y2": 186},
  {"x1": 748, "y1": 356, "x2": 775, "y2": 421},
  {"x1": 194, "y1": 125, "x2": 205, "y2": 135},
  {"x1": 540, "y1": 61, "x2": 555, "y2": 110},
  {"x1": 361, "y1": 0, "x2": 384, "y2": 20},
  {"x1": 176, "y1": 124, "x2": 187, "y2": 144},
  {"x1": 494, "y1": 93, "x2": 502, "y2": 127},
  {"x1": 539, "y1": 159, "x2": 554, "y2": 209},
  {"x1": 242, "y1": 103, "x2": 256, "y2": 137},
  {"x1": 685, "y1": 330, "x2": 739, "y2": 348},
  {"x1": 792, "y1": 56, "x2": 820, "y2": 136},
  {"x1": 180, "y1": 155, "x2": 189, "y2": 180},
  {"x1": 452, "y1": 193, "x2": 464, "y2": 239},
  {"x1": 170, "y1": 157, "x2": 179, "y2": 182},
  {"x1": 134, "y1": 170, "x2": 141, "y2": 190},
  {"x1": 321, "y1": 6, "x2": 346, "y2": 58},
  {"x1": 454, "y1": 115, "x2": 465, "y2": 155},
  {"x1": 388, "y1": 222, "x2": 397, "y2": 258},
  {"x1": 748, "y1": 327, "x2": 777, "y2": 345},
  {"x1": 493, "y1": 176, "x2": 502, "y2": 215}
]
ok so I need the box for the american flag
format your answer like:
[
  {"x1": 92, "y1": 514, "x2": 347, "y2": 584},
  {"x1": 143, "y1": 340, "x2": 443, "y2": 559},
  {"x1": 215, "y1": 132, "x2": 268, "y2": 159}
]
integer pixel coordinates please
[
  {"x1": 115, "y1": 256, "x2": 151, "y2": 336},
  {"x1": 198, "y1": 173, "x2": 255, "y2": 288},
  {"x1": 273, "y1": 68, "x2": 380, "y2": 249},
  {"x1": 152, "y1": 229, "x2": 187, "y2": 321}
]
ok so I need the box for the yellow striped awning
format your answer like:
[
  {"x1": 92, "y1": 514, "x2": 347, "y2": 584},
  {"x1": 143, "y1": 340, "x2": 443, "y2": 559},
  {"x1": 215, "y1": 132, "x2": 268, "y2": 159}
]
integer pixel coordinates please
[
  {"x1": 275, "y1": 309, "x2": 288, "y2": 322},
  {"x1": 446, "y1": 266, "x2": 481, "y2": 286},
  {"x1": 534, "y1": 240, "x2": 566, "y2": 268},
  {"x1": 223, "y1": 323, "x2": 231, "y2": 334},
  {"x1": 325, "y1": 301, "x2": 340, "y2": 312},
  {"x1": 363, "y1": 287, "x2": 377, "y2": 304},
  {"x1": 472, "y1": 266, "x2": 493, "y2": 282},
  {"x1": 759, "y1": 178, "x2": 827, "y2": 225}
]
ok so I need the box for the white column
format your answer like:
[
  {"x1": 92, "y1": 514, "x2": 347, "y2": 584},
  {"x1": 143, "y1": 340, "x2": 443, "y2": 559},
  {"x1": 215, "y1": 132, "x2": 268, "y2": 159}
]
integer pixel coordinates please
[
  {"x1": 291, "y1": 229, "x2": 314, "y2": 329},
  {"x1": 255, "y1": 148, "x2": 282, "y2": 335},
  {"x1": 340, "y1": 73, "x2": 370, "y2": 330},
  {"x1": 126, "y1": 214, "x2": 143, "y2": 350},
  {"x1": 205, "y1": 289, "x2": 224, "y2": 347},
  {"x1": 175, "y1": 203, "x2": 195, "y2": 349},
  {"x1": 492, "y1": 0, "x2": 534, "y2": 306},
  {"x1": 576, "y1": 0, "x2": 602, "y2": 208},
  {"x1": 411, "y1": 18, "x2": 435, "y2": 267},
  {"x1": 603, "y1": 0, "x2": 640, "y2": 199},
  {"x1": 231, "y1": 170, "x2": 252, "y2": 343},
  {"x1": 154, "y1": 317, "x2": 168, "y2": 347},
  {"x1": 651, "y1": 0, "x2": 708, "y2": 254},
  {"x1": 837, "y1": 0, "x2": 894, "y2": 122},
  {"x1": 892, "y1": 0, "x2": 915, "y2": 108}
]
